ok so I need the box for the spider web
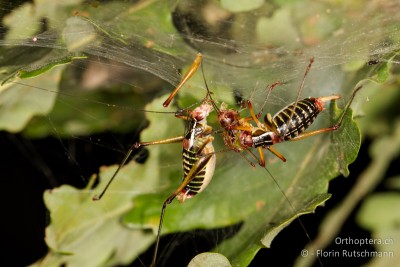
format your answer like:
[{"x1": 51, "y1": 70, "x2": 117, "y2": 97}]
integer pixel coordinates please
[{"x1": 1, "y1": 1, "x2": 399, "y2": 267}]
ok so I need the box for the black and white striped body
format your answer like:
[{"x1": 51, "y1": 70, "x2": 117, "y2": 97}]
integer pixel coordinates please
[
  {"x1": 252, "y1": 97, "x2": 322, "y2": 148},
  {"x1": 274, "y1": 97, "x2": 321, "y2": 140},
  {"x1": 176, "y1": 103, "x2": 216, "y2": 203},
  {"x1": 182, "y1": 134, "x2": 215, "y2": 197}
]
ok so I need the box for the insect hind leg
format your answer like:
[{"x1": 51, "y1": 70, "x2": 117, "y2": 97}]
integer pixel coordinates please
[{"x1": 163, "y1": 53, "x2": 203, "y2": 107}]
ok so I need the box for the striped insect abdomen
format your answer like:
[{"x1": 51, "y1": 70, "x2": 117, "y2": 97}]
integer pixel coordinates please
[
  {"x1": 182, "y1": 136, "x2": 216, "y2": 198},
  {"x1": 273, "y1": 97, "x2": 320, "y2": 141},
  {"x1": 182, "y1": 148, "x2": 204, "y2": 195}
]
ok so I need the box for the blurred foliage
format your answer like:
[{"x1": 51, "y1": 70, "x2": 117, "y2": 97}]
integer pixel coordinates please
[{"x1": 1, "y1": 0, "x2": 399, "y2": 267}]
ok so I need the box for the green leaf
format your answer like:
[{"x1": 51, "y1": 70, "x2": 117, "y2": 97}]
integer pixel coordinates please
[
  {"x1": 0, "y1": 1, "x2": 90, "y2": 90},
  {"x1": 221, "y1": 0, "x2": 264, "y2": 13},
  {"x1": 37, "y1": 164, "x2": 157, "y2": 266},
  {"x1": 62, "y1": 16, "x2": 102, "y2": 52},
  {"x1": 260, "y1": 194, "x2": 332, "y2": 248},
  {"x1": 256, "y1": 8, "x2": 300, "y2": 49},
  {"x1": 356, "y1": 193, "x2": 400, "y2": 267},
  {"x1": 17, "y1": 55, "x2": 86, "y2": 79},
  {"x1": 0, "y1": 42, "x2": 85, "y2": 85},
  {"x1": 2, "y1": 0, "x2": 82, "y2": 41},
  {"x1": 357, "y1": 193, "x2": 400, "y2": 231},
  {"x1": 188, "y1": 253, "x2": 231, "y2": 267},
  {"x1": 330, "y1": 100, "x2": 361, "y2": 177},
  {"x1": 0, "y1": 66, "x2": 63, "y2": 132},
  {"x1": 368, "y1": 51, "x2": 400, "y2": 84},
  {"x1": 0, "y1": 1, "x2": 181, "y2": 137}
]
